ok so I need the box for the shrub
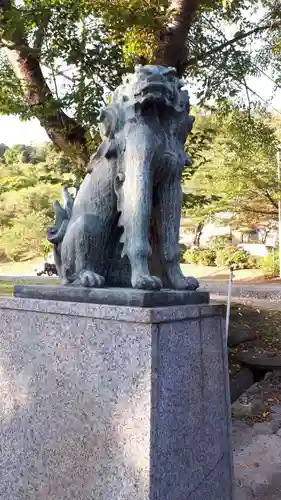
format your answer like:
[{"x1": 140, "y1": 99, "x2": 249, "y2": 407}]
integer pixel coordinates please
[
  {"x1": 179, "y1": 243, "x2": 187, "y2": 263},
  {"x1": 199, "y1": 249, "x2": 216, "y2": 266},
  {"x1": 0, "y1": 184, "x2": 61, "y2": 262},
  {"x1": 215, "y1": 246, "x2": 250, "y2": 270},
  {"x1": 208, "y1": 235, "x2": 232, "y2": 249},
  {"x1": 184, "y1": 245, "x2": 262, "y2": 270},
  {"x1": 247, "y1": 255, "x2": 262, "y2": 269},
  {"x1": 183, "y1": 247, "x2": 201, "y2": 264},
  {"x1": 183, "y1": 248, "x2": 216, "y2": 266},
  {"x1": 0, "y1": 213, "x2": 50, "y2": 262},
  {"x1": 0, "y1": 247, "x2": 11, "y2": 262},
  {"x1": 260, "y1": 251, "x2": 279, "y2": 278}
]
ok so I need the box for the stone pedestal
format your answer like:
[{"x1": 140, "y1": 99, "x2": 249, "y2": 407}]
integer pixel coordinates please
[{"x1": 0, "y1": 290, "x2": 233, "y2": 500}]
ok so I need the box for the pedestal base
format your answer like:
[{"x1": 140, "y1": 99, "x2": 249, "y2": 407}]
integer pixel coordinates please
[
  {"x1": 0, "y1": 293, "x2": 233, "y2": 500},
  {"x1": 14, "y1": 284, "x2": 209, "y2": 307}
]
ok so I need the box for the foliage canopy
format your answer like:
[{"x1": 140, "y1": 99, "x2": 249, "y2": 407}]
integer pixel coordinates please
[
  {"x1": 0, "y1": 0, "x2": 280, "y2": 165},
  {"x1": 184, "y1": 107, "x2": 281, "y2": 231}
]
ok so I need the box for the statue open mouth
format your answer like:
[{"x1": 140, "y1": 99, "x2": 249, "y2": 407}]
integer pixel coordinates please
[{"x1": 134, "y1": 83, "x2": 174, "y2": 106}]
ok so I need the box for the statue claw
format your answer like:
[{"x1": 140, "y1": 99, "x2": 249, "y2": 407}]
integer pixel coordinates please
[
  {"x1": 78, "y1": 270, "x2": 105, "y2": 288},
  {"x1": 132, "y1": 274, "x2": 162, "y2": 291},
  {"x1": 183, "y1": 276, "x2": 199, "y2": 291},
  {"x1": 164, "y1": 264, "x2": 199, "y2": 290}
]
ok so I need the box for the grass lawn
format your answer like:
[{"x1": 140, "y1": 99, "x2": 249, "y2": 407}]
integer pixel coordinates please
[
  {"x1": 0, "y1": 279, "x2": 59, "y2": 296},
  {"x1": 0, "y1": 258, "x2": 43, "y2": 276}
]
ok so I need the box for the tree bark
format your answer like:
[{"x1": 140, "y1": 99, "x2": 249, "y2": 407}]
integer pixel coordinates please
[
  {"x1": 0, "y1": 0, "x2": 89, "y2": 168},
  {"x1": 153, "y1": 0, "x2": 200, "y2": 76},
  {"x1": 153, "y1": 1, "x2": 280, "y2": 76},
  {"x1": 193, "y1": 221, "x2": 204, "y2": 247}
]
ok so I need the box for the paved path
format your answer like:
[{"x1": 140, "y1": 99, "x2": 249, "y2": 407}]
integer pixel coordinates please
[
  {"x1": 232, "y1": 374, "x2": 281, "y2": 499},
  {"x1": 200, "y1": 281, "x2": 281, "y2": 304},
  {"x1": 201, "y1": 281, "x2": 281, "y2": 292},
  {"x1": 233, "y1": 418, "x2": 281, "y2": 499}
]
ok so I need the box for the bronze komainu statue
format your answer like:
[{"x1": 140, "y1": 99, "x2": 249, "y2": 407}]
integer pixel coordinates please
[{"x1": 47, "y1": 65, "x2": 199, "y2": 291}]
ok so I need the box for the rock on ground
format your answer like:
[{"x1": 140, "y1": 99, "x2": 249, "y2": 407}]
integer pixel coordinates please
[{"x1": 232, "y1": 373, "x2": 281, "y2": 499}]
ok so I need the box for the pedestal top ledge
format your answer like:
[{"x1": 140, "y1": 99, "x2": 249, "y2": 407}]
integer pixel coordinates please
[{"x1": 14, "y1": 284, "x2": 209, "y2": 308}]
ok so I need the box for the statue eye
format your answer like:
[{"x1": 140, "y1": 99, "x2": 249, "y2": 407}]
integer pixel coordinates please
[{"x1": 162, "y1": 68, "x2": 177, "y2": 78}]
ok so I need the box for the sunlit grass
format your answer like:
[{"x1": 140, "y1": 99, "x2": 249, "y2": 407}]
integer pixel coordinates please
[{"x1": 0, "y1": 279, "x2": 59, "y2": 296}]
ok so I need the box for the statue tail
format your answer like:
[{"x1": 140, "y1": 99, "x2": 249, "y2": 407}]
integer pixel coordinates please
[{"x1": 47, "y1": 187, "x2": 74, "y2": 276}]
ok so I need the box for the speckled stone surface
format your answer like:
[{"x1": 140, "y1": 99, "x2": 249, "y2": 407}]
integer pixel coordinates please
[
  {"x1": 0, "y1": 296, "x2": 232, "y2": 500},
  {"x1": 0, "y1": 296, "x2": 222, "y2": 324},
  {"x1": 151, "y1": 315, "x2": 233, "y2": 500}
]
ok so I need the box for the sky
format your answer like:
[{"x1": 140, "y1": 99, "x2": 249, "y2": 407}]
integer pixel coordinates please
[
  {"x1": 0, "y1": 115, "x2": 49, "y2": 146},
  {"x1": 0, "y1": 74, "x2": 281, "y2": 147}
]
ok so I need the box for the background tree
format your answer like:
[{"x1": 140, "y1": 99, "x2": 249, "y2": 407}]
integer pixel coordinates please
[
  {"x1": 0, "y1": 142, "x2": 76, "y2": 261},
  {"x1": 184, "y1": 107, "x2": 280, "y2": 231},
  {"x1": 0, "y1": 1, "x2": 280, "y2": 263},
  {"x1": 0, "y1": 0, "x2": 280, "y2": 168},
  {"x1": 0, "y1": 108, "x2": 280, "y2": 261}
]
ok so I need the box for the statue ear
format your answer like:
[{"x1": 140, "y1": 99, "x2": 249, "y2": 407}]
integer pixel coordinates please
[
  {"x1": 86, "y1": 139, "x2": 117, "y2": 173},
  {"x1": 97, "y1": 139, "x2": 113, "y2": 157},
  {"x1": 186, "y1": 115, "x2": 195, "y2": 134},
  {"x1": 99, "y1": 105, "x2": 120, "y2": 140},
  {"x1": 95, "y1": 138, "x2": 117, "y2": 159},
  {"x1": 86, "y1": 104, "x2": 121, "y2": 173}
]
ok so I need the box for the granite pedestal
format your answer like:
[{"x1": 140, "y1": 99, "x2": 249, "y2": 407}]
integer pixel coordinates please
[{"x1": 0, "y1": 288, "x2": 233, "y2": 500}]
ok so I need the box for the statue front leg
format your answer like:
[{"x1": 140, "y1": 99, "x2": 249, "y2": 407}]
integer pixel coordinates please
[
  {"x1": 154, "y1": 174, "x2": 199, "y2": 291},
  {"x1": 117, "y1": 123, "x2": 162, "y2": 290},
  {"x1": 61, "y1": 213, "x2": 113, "y2": 288}
]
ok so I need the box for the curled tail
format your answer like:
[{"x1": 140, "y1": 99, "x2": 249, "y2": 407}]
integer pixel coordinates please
[{"x1": 46, "y1": 187, "x2": 74, "y2": 276}]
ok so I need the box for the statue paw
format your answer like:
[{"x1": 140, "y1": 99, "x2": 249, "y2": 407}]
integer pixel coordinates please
[
  {"x1": 132, "y1": 274, "x2": 162, "y2": 290},
  {"x1": 169, "y1": 275, "x2": 199, "y2": 291},
  {"x1": 79, "y1": 270, "x2": 105, "y2": 288},
  {"x1": 165, "y1": 264, "x2": 199, "y2": 290},
  {"x1": 183, "y1": 276, "x2": 199, "y2": 291}
]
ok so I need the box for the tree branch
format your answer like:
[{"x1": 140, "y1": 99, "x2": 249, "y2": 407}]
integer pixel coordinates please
[
  {"x1": 54, "y1": 69, "x2": 75, "y2": 83},
  {"x1": 201, "y1": 14, "x2": 252, "y2": 117},
  {"x1": 0, "y1": 39, "x2": 40, "y2": 56},
  {"x1": 264, "y1": 190, "x2": 279, "y2": 209},
  {"x1": 239, "y1": 206, "x2": 277, "y2": 216},
  {"x1": 0, "y1": 0, "x2": 89, "y2": 168},
  {"x1": 33, "y1": 11, "x2": 51, "y2": 53},
  {"x1": 186, "y1": 20, "x2": 281, "y2": 68},
  {"x1": 251, "y1": 177, "x2": 279, "y2": 210}
]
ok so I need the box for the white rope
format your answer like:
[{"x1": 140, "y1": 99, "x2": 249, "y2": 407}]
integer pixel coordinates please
[{"x1": 225, "y1": 267, "x2": 233, "y2": 341}]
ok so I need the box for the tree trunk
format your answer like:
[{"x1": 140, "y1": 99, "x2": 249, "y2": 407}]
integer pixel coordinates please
[
  {"x1": 261, "y1": 228, "x2": 269, "y2": 244},
  {"x1": 153, "y1": 0, "x2": 199, "y2": 76},
  {"x1": 193, "y1": 222, "x2": 204, "y2": 247},
  {"x1": 6, "y1": 47, "x2": 89, "y2": 167},
  {"x1": 1, "y1": 0, "x2": 200, "y2": 163},
  {"x1": 0, "y1": 0, "x2": 89, "y2": 168}
]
